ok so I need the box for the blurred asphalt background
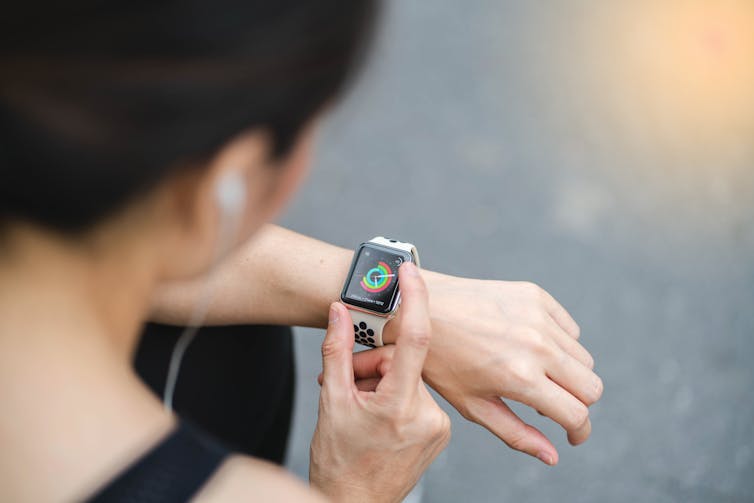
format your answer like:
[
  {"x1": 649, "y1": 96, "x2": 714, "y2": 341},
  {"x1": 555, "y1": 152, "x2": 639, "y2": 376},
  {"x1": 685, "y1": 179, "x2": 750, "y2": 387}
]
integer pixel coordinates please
[{"x1": 280, "y1": 1, "x2": 754, "y2": 501}]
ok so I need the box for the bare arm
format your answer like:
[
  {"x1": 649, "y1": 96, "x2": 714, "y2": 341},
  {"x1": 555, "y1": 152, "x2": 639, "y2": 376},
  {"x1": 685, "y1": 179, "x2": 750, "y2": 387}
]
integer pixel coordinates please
[
  {"x1": 150, "y1": 224, "x2": 603, "y2": 465},
  {"x1": 194, "y1": 455, "x2": 327, "y2": 503},
  {"x1": 149, "y1": 224, "x2": 352, "y2": 328}
]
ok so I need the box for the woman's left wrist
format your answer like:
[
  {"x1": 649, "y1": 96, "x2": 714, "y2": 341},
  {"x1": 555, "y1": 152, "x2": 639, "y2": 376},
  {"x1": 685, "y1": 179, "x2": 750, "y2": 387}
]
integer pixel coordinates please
[{"x1": 382, "y1": 268, "x2": 451, "y2": 345}]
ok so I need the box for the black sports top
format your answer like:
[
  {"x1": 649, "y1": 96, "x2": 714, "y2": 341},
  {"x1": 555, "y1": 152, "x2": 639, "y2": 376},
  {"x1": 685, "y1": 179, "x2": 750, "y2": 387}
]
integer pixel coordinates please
[{"x1": 87, "y1": 422, "x2": 229, "y2": 503}]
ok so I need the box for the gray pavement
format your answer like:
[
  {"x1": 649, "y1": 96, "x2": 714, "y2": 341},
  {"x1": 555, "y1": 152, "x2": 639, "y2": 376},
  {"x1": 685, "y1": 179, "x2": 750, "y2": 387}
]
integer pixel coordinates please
[{"x1": 281, "y1": 1, "x2": 754, "y2": 501}]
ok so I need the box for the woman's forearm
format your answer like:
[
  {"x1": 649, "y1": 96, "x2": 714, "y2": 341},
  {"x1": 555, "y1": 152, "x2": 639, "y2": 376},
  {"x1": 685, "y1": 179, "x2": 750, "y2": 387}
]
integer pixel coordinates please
[
  {"x1": 149, "y1": 225, "x2": 353, "y2": 328},
  {"x1": 150, "y1": 226, "x2": 603, "y2": 466}
]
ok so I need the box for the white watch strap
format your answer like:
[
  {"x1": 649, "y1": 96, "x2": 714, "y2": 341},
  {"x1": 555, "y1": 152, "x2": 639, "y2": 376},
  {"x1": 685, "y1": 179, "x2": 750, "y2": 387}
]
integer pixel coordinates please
[
  {"x1": 350, "y1": 310, "x2": 389, "y2": 348},
  {"x1": 347, "y1": 236, "x2": 419, "y2": 348}
]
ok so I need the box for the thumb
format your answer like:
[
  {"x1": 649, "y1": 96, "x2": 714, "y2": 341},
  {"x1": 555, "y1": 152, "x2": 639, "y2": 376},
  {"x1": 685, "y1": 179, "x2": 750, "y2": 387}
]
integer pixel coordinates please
[{"x1": 320, "y1": 302, "x2": 355, "y2": 399}]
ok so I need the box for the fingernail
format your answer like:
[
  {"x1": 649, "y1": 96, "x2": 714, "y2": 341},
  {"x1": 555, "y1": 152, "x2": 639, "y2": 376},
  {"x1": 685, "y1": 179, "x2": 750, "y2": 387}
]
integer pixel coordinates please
[
  {"x1": 594, "y1": 377, "x2": 603, "y2": 396},
  {"x1": 537, "y1": 452, "x2": 553, "y2": 465},
  {"x1": 328, "y1": 303, "x2": 340, "y2": 325},
  {"x1": 402, "y1": 261, "x2": 419, "y2": 276}
]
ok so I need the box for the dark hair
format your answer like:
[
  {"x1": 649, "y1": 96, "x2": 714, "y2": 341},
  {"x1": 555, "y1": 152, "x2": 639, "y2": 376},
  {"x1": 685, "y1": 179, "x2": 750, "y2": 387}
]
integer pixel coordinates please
[{"x1": 0, "y1": 1, "x2": 377, "y2": 233}]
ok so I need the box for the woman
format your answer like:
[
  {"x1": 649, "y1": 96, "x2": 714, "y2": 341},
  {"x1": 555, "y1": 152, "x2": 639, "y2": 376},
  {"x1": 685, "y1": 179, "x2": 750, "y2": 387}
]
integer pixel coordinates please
[{"x1": 0, "y1": 1, "x2": 449, "y2": 500}]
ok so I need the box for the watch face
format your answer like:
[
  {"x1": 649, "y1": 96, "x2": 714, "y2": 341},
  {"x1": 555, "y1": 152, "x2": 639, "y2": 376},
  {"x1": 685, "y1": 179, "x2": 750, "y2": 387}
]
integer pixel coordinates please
[{"x1": 341, "y1": 243, "x2": 413, "y2": 314}]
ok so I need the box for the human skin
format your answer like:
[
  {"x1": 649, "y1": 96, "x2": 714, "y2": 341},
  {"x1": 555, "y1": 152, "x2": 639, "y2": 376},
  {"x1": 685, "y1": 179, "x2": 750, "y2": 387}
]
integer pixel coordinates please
[
  {"x1": 310, "y1": 263, "x2": 451, "y2": 502},
  {"x1": 151, "y1": 224, "x2": 604, "y2": 465},
  {"x1": 0, "y1": 130, "x2": 325, "y2": 502},
  {"x1": 0, "y1": 125, "x2": 445, "y2": 502}
]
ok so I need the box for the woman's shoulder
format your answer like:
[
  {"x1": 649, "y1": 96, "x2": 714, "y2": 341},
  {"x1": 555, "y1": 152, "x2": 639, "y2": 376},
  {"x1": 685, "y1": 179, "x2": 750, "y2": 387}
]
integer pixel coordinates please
[{"x1": 194, "y1": 455, "x2": 326, "y2": 502}]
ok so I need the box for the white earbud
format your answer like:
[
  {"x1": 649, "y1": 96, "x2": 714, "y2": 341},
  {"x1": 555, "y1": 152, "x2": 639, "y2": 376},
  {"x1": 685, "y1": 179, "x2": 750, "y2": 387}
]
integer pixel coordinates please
[{"x1": 215, "y1": 170, "x2": 247, "y2": 216}]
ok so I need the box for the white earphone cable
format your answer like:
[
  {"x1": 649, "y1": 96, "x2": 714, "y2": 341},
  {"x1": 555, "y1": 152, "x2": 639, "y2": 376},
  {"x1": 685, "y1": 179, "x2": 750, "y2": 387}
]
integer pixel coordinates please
[{"x1": 162, "y1": 191, "x2": 242, "y2": 412}]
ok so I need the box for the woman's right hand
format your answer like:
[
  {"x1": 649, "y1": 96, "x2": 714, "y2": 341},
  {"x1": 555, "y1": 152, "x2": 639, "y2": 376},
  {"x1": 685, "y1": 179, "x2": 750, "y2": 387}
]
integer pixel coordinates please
[{"x1": 309, "y1": 262, "x2": 451, "y2": 503}]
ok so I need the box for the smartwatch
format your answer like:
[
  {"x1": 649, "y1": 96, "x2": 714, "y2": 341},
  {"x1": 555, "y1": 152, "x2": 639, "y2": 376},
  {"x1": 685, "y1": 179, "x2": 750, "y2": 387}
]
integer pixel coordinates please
[{"x1": 340, "y1": 236, "x2": 420, "y2": 348}]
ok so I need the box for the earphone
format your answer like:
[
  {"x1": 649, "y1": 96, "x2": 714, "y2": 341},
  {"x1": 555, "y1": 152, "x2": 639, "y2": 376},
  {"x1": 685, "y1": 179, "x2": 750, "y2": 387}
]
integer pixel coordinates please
[
  {"x1": 216, "y1": 170, "x2": 248, "y2": 216},
  {"x1": 163, "y1": 170, "x2": 248, "y2": 411}
]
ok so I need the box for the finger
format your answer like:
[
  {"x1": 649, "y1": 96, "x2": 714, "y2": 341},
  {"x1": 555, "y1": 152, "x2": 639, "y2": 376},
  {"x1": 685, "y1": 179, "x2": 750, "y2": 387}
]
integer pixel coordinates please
[
  {"x1": 467, "y1": 397, "x2": 559, "y2": 466},
  {"x1": 545, "y1": 349, "x2": 603, "y2": 406},
  {"x1": 544, "y1": 317, "x2": 594, "y2": 369},
  {"x1": 380, "y1": 262, "x2": 431, "y2": 396},
  {"x1": 352, "y1": 345, "x2": 395, "y2": 380},
  {"x1": 568, "y1": 416, "x2": 591, "y2": 446},
  {"x1": 527, "y1": 378, "x2": 592, "y2": 446},
  {"x1": 541, "y1": 290, "x2": 580, "y2": 339},
  {"x1": 320, "y1": 302, "x2": 356, "y2": 399},
  {"x1": 317, "y1": 345, "x2": 395, "y2": 385},
  {"x1": 355, "y1": 377, "x2": 381, "y2": 392}
]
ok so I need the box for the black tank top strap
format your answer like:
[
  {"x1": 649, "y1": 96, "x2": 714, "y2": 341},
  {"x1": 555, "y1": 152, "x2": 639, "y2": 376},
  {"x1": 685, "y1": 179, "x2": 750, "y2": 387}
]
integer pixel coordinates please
[{"x1": 87, "y1": 421, "x2": 229, "y2": 503}]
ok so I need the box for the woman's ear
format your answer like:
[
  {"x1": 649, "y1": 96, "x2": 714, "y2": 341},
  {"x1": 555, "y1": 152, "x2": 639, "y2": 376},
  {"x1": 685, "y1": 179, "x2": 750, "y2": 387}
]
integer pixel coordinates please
[
  {"x1": 156, "y1": 129, "x2": 275, "y2": 280},
  {"x1": 153, "y1": 119, "x2": 319, "y2": 281}
]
